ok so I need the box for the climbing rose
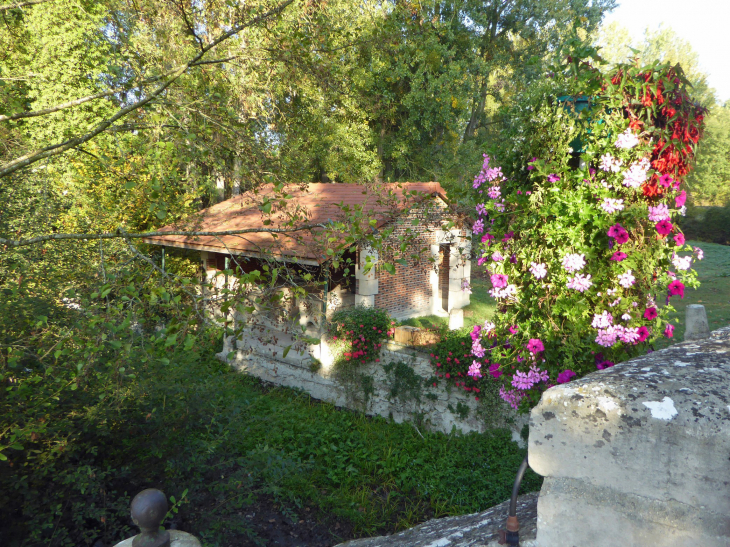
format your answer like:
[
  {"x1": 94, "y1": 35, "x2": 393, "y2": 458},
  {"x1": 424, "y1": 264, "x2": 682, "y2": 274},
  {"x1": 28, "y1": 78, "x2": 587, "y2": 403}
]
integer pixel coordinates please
[
  {"x1": 655, "y1": 219, "x2": 673, "y2": 236},
  {"x1": 490, "y1": 274, "x2": 508, "y2": 288},
  {"x1": 610, "y1": 251, "x2": 627, "y2": 262},
  {"x1": 618, "y1": 270, "x2": 635, "y2": 288},
  {"x1": 674, "y1": 233, "x2": 685, "y2": 246},
  {"x1": 526, "y1": 338, "x2": 545, "y2": 353},
  {"x1": 557, "y1": 370, "x2": 576, "y2": 384},
  {"x1": 529, "y1": 262, "x2": 548, "y2": 279},
  {"x1": 668, "y1": 280, "x2": 685, "y2": 298},
  {"x1": 643, "y1": 307, "x2": 658, "y2": 320},
  {"x1": 664, "y1": 324, "x2": 675, "y2": 338}
]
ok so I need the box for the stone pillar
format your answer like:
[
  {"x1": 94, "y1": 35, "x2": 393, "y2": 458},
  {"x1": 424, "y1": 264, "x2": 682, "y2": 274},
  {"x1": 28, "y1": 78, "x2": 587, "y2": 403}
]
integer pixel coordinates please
[
  {"x1": 429, "y1": 244, "x2": 441, "y2": 315},
  {"x1": 528, "y1": 326, "x2": 730, "y2": 547},
  {"x1": 447, "y1": 230, "x2": 471, "y2": 312},
  {"x1": 355, "y1": 246, "x2": 378, "y2": 307},
  {"x1": 685, "y1": 304, "x2": 710, "y2": 341}
]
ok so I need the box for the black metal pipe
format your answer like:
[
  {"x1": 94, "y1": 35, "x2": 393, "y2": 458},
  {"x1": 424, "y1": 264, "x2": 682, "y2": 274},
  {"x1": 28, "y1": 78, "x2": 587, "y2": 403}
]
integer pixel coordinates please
[{"x1": 509, "y1": 455, "x2": 530, "y2": 517}]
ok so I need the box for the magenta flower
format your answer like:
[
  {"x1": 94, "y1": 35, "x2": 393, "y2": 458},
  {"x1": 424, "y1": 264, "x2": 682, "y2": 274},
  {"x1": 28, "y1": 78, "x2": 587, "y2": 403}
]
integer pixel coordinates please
[
  {"x1": 490, "y1": 273, "x2": 508, "y2": 288},
  {"x1": 472, "y1": 219, "x2": 485, "y2": 234},
  {"x1": 475, "y1": 203, "x2": 487, "y2": 216},
  {"x1": 610, "y1": 251, "x2": 627, "y2": 261},
  {"x1": 655, "y1": 219, "x2": 673, "y2": 236},
  {"x1": 674, "y1": 232, "x2": 685, "y2": 246},
  {"x1": 527, "y1": 157, "x2": 537, "y2": 170},
  {"x1": 643, "y1": 307, "x2": 658, "y2": 320},
  {"x1": 482, "y1": 233, "x2": 495, "y2": 245},
  {"x1": 614, "y1": 231, "x2": 629, "y2": 245},
  {"x1": 547, "y1": 174, "x2": 561, "y2": 183},
  {"x1": 509, "y1": 325, "x2": 519, "y2": 335},
  {"x1": 608, "y1": 223, "x2": 629, "y2": 244},
  {"x1": 668, "y1": 280, "x2": 685, "y2": 298},
  {"x1": 675, "y1": 190, "x2": 687, "y2": 208},
  {"x1": 637, "y1": 326, "x2": 650, "y2": 342},
  {"x1": 596, "y1": 360, "x2": 615, "y2": 370},
  {"x1": 664, "y1": 324, "x2": 675, "y2": 338},
  {"x1": 526, "y1": 338, "x2": 545, "y2": 353},
  {"x1": 557, "y1": 369, "x2": 576, "y2": 384},
  {"x1": 659, "y1": 174, "x2": 674, "y2": 188},
  {"x1": 489, "y1": 363, "x2": 503, "y2": 378}
]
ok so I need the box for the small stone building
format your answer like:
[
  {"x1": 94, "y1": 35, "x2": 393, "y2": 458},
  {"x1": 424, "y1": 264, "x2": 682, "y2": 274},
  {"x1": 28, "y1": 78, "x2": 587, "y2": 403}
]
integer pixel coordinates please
[{"x1": 144, "y1": 182, "x2": 471, "y2": 323}]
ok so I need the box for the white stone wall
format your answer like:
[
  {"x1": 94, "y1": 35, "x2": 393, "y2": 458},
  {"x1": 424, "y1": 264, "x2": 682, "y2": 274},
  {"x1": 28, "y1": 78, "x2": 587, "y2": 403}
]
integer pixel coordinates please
[{"x1": 220, "y1": 333, "x2": 522, "y2": 437}]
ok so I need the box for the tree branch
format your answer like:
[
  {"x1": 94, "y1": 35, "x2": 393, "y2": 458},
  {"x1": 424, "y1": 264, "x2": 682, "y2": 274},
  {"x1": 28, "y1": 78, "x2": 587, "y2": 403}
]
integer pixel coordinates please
[
  {"x1": 0, "y1": 0, "x2": 52, "y2": 11},
  {"x1": 0, "y1": 0, "x2": 294, "y2": 178},
  {"x1": 0, "y1": 223, "x2": 327, "y2": 248}
]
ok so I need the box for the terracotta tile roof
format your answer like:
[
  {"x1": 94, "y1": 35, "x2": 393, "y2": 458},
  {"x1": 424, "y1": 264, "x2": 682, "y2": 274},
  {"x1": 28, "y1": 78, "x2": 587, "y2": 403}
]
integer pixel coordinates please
[{"x1": 143, "y1": 182, "x2": 449, "y2": 264}]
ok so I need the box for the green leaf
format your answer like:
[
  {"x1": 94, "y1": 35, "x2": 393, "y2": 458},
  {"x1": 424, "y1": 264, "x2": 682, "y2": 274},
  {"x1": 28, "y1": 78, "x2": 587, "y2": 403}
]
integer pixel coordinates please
[
  {"x1": 382, "y1": 262, "x2": 395, "y2": 275},
  {"x1": 282, "y1": 345, "x2": 291, "y2": 358}
]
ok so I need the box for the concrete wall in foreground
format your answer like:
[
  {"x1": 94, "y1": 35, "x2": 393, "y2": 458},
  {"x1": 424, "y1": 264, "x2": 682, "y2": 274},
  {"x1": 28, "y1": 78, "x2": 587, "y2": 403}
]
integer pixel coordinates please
[
  {"x1": 529, "y1": 326, "x2": 730, "y2": 547},
  {"x1": 221, "y1": 332, "x2": 523, "y2": 438}
]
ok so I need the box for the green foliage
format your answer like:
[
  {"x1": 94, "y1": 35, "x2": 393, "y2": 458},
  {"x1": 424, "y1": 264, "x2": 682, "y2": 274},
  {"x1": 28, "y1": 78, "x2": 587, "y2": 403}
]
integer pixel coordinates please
[
  {"x1": 679, "y1": 206, "x2": 730, "y2": 246},
  {"x1": 686, "y1": 103, "x2": 730, "y2": 205},
  {"x1": 382, "y1": 361, "x2": 423, "y2": 403}
]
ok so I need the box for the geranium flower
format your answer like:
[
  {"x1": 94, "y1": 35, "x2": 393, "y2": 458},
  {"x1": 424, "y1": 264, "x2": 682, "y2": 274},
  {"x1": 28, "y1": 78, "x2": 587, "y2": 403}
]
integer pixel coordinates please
[
  {"x1": 595, "y1": 327, "x2": 618, "y2": 347},
  {"x1": 512, "y1": 371, "x2": 534, "y2": 390},
  {"x1": 647, "y1": 204, "x2": 670, "y2": 222},
  {"x1": 637, "y1": 326, "x2": 650, "y2": 342},
  {"x1": 674, "y1": 233, "x2": 685, "y2": 246},
  {"x1": 610, "y1": 251, "x2": 627, "y2": 261},
  {"x1": 561, "y1": 253, "x2": 586, "y2": 273},
  {"x1": 489, "y1": 363, "x2": 502, "y2": 378},
  {"x1": 475, "y1": 203, "x2": 487, "y2": 216},
  {"x1": 487, "y1": 186, "x2": 501, "y2": 199},
  {"x1": 622, "y1": 159, "x2": 650, "y2": 188},
  {"x1": 566, "y1": 273, "x2": 593, "y2": 292},
  {"x1": 659, "y1": 174, "x2": 674, "y2": 188},
  {"x1": 529, "y1": 262, "x2": 547, "y2": 279},
  {"x1": 618, "y1": 270, "x2": 635, "y2": 288},
  {"x1": 672, "y1": 254, "x2": 692, "y2": 271},
  {"x1": 643, "y1": 307, "x2": 658, "y2": 320},
  {"x1": 664, "y1": 324, "x2": 675, "y2": 338},
  {"x1": 499, "y1": 386, "x2": 523, "y2": 409},
  {"x1": 615, "y1": 128, "x2": 639, "y2": 149},
  {"x1": 621, "y1": 313, "x2": 632, "y2": 321},
  {"x1": 655, "y1": 219, "x2": 673, "y2": 236},
  {"x1": 592, "y1": 311, "x2": 613, "y2": 329},
  {"x1": 472, "y1": 219, "x2": 485, "y2": 234},
  {"x1": 668, "y1": 280, "x2": 685, "y2": 298},
  {"x1": 600, "y1": 198, "x2": 624, "y2": 214},
  {"x1": 467, "y1": 361, "x2": 483, "y2": 379},
  {"x1": 526, "y1": 338, "x2": 544, "y2": 353},
  {"x1": 675, "y1": 190, "x2": 687, "y2": 208},
  {"x1": 556, "y1": 369, "x2": 576, "y2": 384}
]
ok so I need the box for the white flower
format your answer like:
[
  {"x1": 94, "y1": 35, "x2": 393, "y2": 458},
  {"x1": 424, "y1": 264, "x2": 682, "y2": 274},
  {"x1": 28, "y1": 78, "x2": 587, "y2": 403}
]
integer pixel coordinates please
[
  {"x1": 618, "y1": 270, "x2": 635, "y2": 289},
  {"x1": 672, "y1": 254, "x2": 692, "y2": 271},
  {"x1": 615, "y1": 128, "x2": 640, "y2": 149}
]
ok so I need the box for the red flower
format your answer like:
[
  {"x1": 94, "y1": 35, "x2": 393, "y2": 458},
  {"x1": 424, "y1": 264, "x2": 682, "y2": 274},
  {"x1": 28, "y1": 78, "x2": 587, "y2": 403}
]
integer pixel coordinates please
[{"x1": 637, "y1": 326, "x2": 650, "y2": 342}]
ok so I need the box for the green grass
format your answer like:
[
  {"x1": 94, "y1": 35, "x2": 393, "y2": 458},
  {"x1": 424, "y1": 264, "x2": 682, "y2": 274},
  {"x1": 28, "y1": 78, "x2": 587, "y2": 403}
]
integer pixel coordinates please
[{"x1": 658, "y1": 240, "x2": 730, "y2": 345}]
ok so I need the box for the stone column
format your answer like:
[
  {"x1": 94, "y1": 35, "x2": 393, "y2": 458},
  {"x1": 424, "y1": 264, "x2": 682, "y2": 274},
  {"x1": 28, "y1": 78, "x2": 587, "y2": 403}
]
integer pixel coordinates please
[{"x1": 355, "y1": 246, "x2": 378, "y2": 307}]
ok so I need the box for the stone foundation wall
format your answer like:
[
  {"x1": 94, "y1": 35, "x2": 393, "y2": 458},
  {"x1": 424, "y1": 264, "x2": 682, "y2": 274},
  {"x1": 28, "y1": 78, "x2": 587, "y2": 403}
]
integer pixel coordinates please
[
  {"x1": 222, "y1": 332, "x2": 522, "y2": 438},
  {"x1": 529, "y1": 325, "x2": 730, "y2": 547}
]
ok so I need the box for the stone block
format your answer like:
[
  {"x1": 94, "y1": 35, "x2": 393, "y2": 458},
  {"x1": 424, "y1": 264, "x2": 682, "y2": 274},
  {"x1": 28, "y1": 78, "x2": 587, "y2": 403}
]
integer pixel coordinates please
[
  {"x1": 529, "y1": 326, "x2": 730, "y2": 546},
  {"x1": 358, "y1": 278, "x2": 379, "y2": 296},
  {"x1": 355, "y1": 294, "x2": 374, "y2": 307},
  {"x1": 685, "y1": 304, "x2": 710, "y2": 341}
]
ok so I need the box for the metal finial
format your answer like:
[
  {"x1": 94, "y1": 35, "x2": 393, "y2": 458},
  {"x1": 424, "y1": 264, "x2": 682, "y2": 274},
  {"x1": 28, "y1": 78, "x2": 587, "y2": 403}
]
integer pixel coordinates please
[{"x1": 130, "y1": 489, "x2": 171, "y2": 547}]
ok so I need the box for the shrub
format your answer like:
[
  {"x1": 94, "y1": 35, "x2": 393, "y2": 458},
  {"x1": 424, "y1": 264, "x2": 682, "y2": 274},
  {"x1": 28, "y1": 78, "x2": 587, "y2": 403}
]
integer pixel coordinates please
[
  {"x1": 327, "y1": 306, "x2": 392, "y2": 368},
  {"x1": 678, "y1": 205, "x2": 730, "y2": 246},
  {"x1": 467, "y1": 39, "x2": 707, "y2": 410}
]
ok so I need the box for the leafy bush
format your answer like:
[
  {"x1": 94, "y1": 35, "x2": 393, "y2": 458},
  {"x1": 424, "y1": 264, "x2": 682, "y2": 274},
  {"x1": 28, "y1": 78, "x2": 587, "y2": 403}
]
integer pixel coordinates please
[
  {"x1": 328, "y1": 306, "x2": 393, "y2": 368},
  {"x1": 467, "y1": 39, "x2": 707, "y2": 410},
  {"x1": 678, "y1": 205, "x2": 730, "y2": 246}
]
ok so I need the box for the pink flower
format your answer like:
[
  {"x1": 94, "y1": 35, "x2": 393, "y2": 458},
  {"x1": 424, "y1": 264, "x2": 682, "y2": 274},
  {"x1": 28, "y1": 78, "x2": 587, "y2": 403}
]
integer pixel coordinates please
[
  {"x1": 592, "y1": 311, "x2": 613, "y2": 329},
  {"x1": 664, "y1": 324, "x2": 675, "y2": 338},
  {"x1": 527, "y1": 157, "x2": 537, "y2": 170},
  {"x1": 557, "y1": 370, "x2": 576, "y2": 384},
  {"x1": 610, "y1": 251, "x2": 627, "y2": 261},
  {"x1": 489, "y1": 363, "x2": 503, "y2": 378},
  {"x1": 675, "y1": 190, "x2": 687, "y2": 208},
  {"x1": 674, "y1": 232, "x2": 685, "y2": 246},
  {"x1": 615, "y1": 128, "x2": 639, "y2": 149},
  {"x1": 472, "y1": 219, "x2": 485, "y2": 234},
  {"x1": 566, "y1": 273, "x2": 593, "y2": 292},
  {"x1": 655, "y1": 219, "x2": 673, "y2": 236},
  {"x1": 492, "y1": 251, "x2": 504, "y2": 262},
  {"x1": 647, "y1": 204, "x2": 670, "y2": 222},
  {"x1": 529, "y1": 262, "x2": 548, "y2": 279},
  {"x1": 637, "y1": 326, "x2": 650, "y2": 342},
  {"x1": 617, "y1": 270, "x2": 635, "y2": 288},
  {"x1": 509, "y1": 325, "x2": 519, "y2": 334},
  {"x1": 600, "y1": 198, "x2": 625, "y2": 214},
  {"x1": 608, "y1": 223, "x2": 629, "y2": 244},
  {"x1": 694, "y1": 246, "x2": 704, "y2": 260},
  {"x1": 615, "y1": 231, "x2": 629, "y2": 245},
  {"x1": 547, "y1": 174, "x2": 561, "y2": 183},
  {"x1": 659, "y1": 174, "x2": 674, "y2": 188},
  {"x1": 512, "y1": 371, "x2": 534, "y2": 390},
  {"x1": 475, "y1": 203, "x2": 487, "y2": 216},
  {"x1": 595, "y1": 327, "x2": 618, "y2": 347},
  {"x1": 668, "y1": 280, "x2": 685, "y2": 298},
  {"x1": 643, "y1": 307, "x2": 658, "y2": 320},
  {"x1": 526, "y1": 338, "x2": 545, "y2": 353},
  {"x1": 490, "y1": 274, "x2": 508, "y2": 288},
  {"x1": 481, "y1": 233, "x2": 495, "y2": 244},
  {"x1": 487, "y1": 186, "x2": 501, "y2": 199},
  {"x1": 467, "y1": 361, "x2": 483, "y2": 379}
]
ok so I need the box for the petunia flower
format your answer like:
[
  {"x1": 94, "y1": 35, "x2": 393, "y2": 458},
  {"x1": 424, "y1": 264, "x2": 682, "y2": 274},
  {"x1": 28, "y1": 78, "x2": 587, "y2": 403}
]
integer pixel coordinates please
[
  {"x1": 637, "y1": 326, "x2": 650, "y2": 342},
  {"x1": 675, "y1": 190, "x2": 687, "y2": 208},
  {"x1": 644, "y1": 307, "x2": 658, "y2": 320},
  {"x1": 655, "y1": 219, "x2": 673, "y2": 236},
  {"x1": 610, "y1": 251, "x2": 627, "y2": 261},
  {"x1": 556, "y1": 369, "x2": 576, "y2": 384},
  {"x1": 668, "y1": 280, "x2": 685, "y2": 298},
  {"x1": 490, "y1": 274, "x2": 508, "y2": 288},
  {"x1": 664, "y1": 324, "x2": 675, "y2": 338},
  {"x1": 526, "y1": 338, "x2": 545, "y2": 353},
  {"x1": 547, "y1": 173, "x2": 561, "y2": 183},
  {"x1": 674, "y1": 233, "x2": 685, "y2": 246},
  {"x1": 659, "y1": 174, "x2": 674, "y2": 188}
]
